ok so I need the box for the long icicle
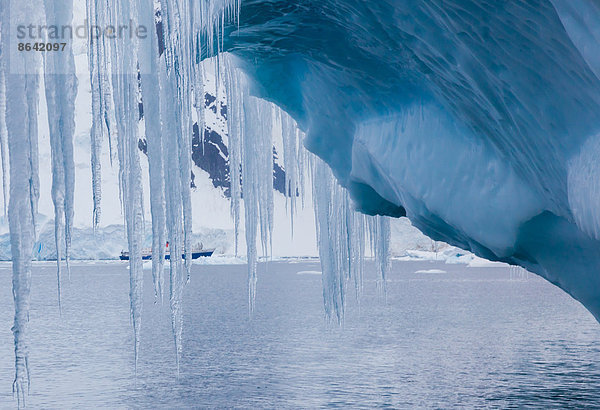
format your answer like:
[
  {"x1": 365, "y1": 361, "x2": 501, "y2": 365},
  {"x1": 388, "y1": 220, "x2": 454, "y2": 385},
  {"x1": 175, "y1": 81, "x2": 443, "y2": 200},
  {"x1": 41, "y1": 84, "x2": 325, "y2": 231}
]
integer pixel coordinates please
[
  {"x1": 373, "y1": 215, "x2": 391, "y2": 298},
  {"x1": 43, "y1": 0, "x2": 78, "y2": 310},
  {"x1": 312, "y1": 156, "x2": 345, "y2": 323},
  {"x1": 0, "y1": 58, "x2": 8, "y2": 219},
  {"x1": 159, "y1": 0, "x2": 190, "y2": 371},
  {"x1": 86, "y1": 0, "x2": 104, "y2": 230},
  {"x1": 138, "y1": 0, "x2": 166, "y2": 302},
  {"x1": 310, "y1": 153, "x2": 389, "y2": 321},
  {"x1": 108, "y1": 0, "x2": 145, "y2": 372},
  {"x1": 161, "y1": 0, "x2": 180, "y2": 372},
  {"x1": 223, "y1": 55, "x2": 242, "y2": 257},
  {"x1": 2, "y1": 0, "x2": 43, "y2": 404},
  {"x1": 179, "y1": 0, "x2": 194, "y2": 282},
  {"x1": 224, "y1": 60, "x2": 262, "y2": 314},
  {"x1": 281, "y1": 110, "x2": 300, "y2": 235}
]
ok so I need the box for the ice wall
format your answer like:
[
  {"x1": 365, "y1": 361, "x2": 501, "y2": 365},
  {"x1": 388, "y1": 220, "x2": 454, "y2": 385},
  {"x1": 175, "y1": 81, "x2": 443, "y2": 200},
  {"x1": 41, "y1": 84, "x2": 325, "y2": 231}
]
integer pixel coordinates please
[{"x1": 223, "y1": 0, "x2": 600, "y2": 320}]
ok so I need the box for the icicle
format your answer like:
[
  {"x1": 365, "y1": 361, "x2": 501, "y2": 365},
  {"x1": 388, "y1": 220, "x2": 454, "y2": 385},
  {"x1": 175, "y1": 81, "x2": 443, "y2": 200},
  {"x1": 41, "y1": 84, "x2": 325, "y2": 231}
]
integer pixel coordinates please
[
  {"x1": 27, "y1": 91, "x2": 41, "y2": 238},
  {"x1": 223, "y1": 55, "x2": 276, "y2": 313},
  {"x1": 108, "y1": 0, "x2": 145, "y2": 371},
  {"x1": 373, "y1": 216, "x2": 391, "y2": 297},
  {"x1": 2, "y1": 0, "x2": 43, "y2": 403},
  {"x1": 160, "y1": 64, "x2": 186, "y2": 371},
  {"x1": 99, "y1": 3, "x2": 118, "y2": 169},
  {"x1": 281, "y1": 111, "x2": 300, "y2": 235},
  {"x1": 242, "y1": 97, "x2": 260, "y2": 313},
  {"x1": 176, "y1": 0, "x2": 194, "y2": 281},
  {"x1": 244, "y1": 98, "x2": 274, "y2": 310},
  {"x1": 43, "y1": 0, "x2": 78, "y2": 307},
  {"x1": 86, "y1": 0, "x2": 119, "y2": 224},
  {"x1": 310, "y1": 152, "x2": 388, "y2": 320},
  {"x1": 297, "y1": 130, "x2": 308, "y2": 208},
  {"x1": 0, "y1": 63, "x2": 8, "y2": 219},
  {"x1": 159, "y1": 0, "x2": 206, "y2": 370},
  {"x1": 86, "y1": 0, "x2": 104, "y2": 230},
  {"x1": 348, "y1": 212, "x2": 366, "y2": 301},
  {"x1": 255, "y1": 99, "x2": 274, "y2": 258},
  {"x1": 194, "y1": 61, "x2": 206, "y2": 163},
  {"x1": 223, "y1": 55, "x2": 242, "y2": 256},
  {"x1": 312, "y1": 157, "x2": 345, "y2": 323},
  {"x1": 138, "y1": 0, "x2": 166, "y2": 302}
]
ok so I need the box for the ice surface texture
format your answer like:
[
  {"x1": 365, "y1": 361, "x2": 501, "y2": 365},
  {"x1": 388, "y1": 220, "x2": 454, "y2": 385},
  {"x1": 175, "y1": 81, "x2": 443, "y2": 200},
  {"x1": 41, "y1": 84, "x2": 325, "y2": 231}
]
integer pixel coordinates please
[{"x1": 223, "y1": 0, "x2": 600, "y2": 320}]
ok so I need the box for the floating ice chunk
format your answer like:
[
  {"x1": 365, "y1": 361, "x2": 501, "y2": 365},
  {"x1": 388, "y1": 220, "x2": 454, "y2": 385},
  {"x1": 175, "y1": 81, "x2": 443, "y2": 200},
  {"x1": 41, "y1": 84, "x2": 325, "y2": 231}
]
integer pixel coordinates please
[
  {"x1": 296, "y1": 270, "x2": 322, "y2": 275},
  {"x1": 415, "y1": 269, "x2": 446, "y2": 274}
]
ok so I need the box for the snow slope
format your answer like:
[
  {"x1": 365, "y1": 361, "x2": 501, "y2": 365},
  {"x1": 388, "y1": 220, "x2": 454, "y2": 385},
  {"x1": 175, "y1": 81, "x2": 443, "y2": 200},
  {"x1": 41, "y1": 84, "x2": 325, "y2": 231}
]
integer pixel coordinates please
[
  {"x1": 223, "y1": 0, "x2": 600, "y2": 320},
  {"x1": 0, "y1": 2, "x2": 317, "y2": 259}
]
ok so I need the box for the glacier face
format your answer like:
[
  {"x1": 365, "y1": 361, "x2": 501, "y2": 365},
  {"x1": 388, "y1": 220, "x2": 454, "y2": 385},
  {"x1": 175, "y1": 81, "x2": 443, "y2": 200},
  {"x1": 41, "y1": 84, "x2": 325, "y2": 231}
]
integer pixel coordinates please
[{"x1": 223, "y1": 0, "x2": 600, "y2": 319}]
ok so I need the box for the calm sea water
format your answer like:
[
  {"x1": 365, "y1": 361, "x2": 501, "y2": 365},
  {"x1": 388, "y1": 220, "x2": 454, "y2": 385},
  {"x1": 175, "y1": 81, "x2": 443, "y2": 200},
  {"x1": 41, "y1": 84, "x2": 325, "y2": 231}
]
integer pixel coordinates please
[{"x1": 0, "y1": 259, "x2": 599, "y2": 408}]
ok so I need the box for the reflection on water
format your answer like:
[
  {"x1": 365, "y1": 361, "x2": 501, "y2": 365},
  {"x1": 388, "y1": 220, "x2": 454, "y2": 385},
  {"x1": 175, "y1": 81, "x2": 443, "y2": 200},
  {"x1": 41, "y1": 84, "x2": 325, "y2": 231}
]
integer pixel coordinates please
[{"x1": 0, "y1": 260, "x2": 598, "y2": 408}]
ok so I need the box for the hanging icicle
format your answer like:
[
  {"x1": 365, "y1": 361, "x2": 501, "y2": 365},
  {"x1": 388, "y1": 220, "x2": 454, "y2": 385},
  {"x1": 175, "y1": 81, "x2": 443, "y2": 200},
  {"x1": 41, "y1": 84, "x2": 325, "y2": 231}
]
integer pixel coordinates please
[
  {"x1": 137, "y1": 0, "x2": 166, "y2": 302},
  {"x1": 348, "y1": 211, "x2": 366, "y2": 302},
  {"x1": 312, "y1": 156, "x2": 346, "y2": 323},
  {"x1": 43, "y1": 0, "x2": 78, "y2": 307},
  {"x1": 1, "y1": 0, "x2": 43, "y2": 404},
  {"x1": 159, "y1": 0, "x2": 194, "y2": 371},
  {"x1": 106, "y1": 0, "x2": 145, "y2": 371},
  {"x1": 223, "y1": 55, "x2": 242, "y2": 256},
  {"x1": 86, "y1": 0, "x2": 104, "y2": 230},
  {"x1": 311, "y1": 152, "x2": 391, "y2": 321},
  {"x1": 253, "y1": 98, "x2": 274, "y2": 259},
  {"x1": 280, "y1": 111, "x2": 301, "y2": 235},
  {"x1": 223, "y1": 57, "x2": 275, "y2": 314},
  {"x1": 0, "y1": 56, "x2": 8, "y2": 219},
  {"x1": 370, "y1": 215, "x2": 391, "y2": 297},
  {"x1": 222, "y1": 52, "x2": 381, "y2": 321},
  {"x1": 86, "y1": 0, "x2": 120, "y2": 227}
]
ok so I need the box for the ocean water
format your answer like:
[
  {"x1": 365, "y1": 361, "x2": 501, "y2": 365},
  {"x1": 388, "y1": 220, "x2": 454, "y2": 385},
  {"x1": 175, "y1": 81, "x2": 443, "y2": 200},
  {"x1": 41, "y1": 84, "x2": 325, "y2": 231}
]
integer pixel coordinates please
[{"x1": 0, "y1": 259, "x2": 599, "y2": 408}]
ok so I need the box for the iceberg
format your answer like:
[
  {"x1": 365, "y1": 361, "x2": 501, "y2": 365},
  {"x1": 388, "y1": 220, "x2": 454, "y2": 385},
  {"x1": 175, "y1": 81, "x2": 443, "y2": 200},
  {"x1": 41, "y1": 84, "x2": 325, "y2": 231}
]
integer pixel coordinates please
[
  {"x1": 221, "y1": 0, "x2": 600, "y2": 319},
  {"x1": 3, "y1": 0, "x2": 600, "y2": 402}
]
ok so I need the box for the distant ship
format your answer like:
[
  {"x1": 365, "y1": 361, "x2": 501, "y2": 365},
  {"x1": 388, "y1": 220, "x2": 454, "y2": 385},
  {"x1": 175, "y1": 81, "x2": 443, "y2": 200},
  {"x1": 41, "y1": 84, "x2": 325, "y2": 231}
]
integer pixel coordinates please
[{"x1": 120, "y1": 243, "x2": 214, "y2": 261}]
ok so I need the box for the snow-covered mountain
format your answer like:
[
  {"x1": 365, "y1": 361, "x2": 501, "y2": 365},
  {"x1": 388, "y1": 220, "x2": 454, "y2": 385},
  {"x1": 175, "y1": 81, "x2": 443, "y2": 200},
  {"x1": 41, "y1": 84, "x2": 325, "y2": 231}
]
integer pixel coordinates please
[
  {"x1": 0, "y1": 19, "x2": 314, "y2": 259},
  {"x1": 0, "y1": 37, "x2": 434, "y2": 260}
]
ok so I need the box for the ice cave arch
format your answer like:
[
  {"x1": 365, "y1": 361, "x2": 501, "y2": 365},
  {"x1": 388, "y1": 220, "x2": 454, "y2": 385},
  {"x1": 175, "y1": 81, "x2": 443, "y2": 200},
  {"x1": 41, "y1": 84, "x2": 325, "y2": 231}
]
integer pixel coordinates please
[
  {"x1": 4, "y1": 0, "x2": 600, "y2": 404},
  {"x1": 221, "y1": 0, "x2": 600, "y2": 319}
]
